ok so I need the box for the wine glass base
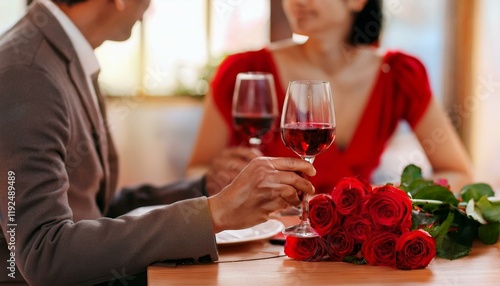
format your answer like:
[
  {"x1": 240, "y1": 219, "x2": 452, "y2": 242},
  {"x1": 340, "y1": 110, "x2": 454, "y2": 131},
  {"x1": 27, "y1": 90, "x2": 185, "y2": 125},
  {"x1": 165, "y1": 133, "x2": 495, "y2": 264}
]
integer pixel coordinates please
[{"x1": 282, "y1": 223, "x2": 319, "y2": 238}]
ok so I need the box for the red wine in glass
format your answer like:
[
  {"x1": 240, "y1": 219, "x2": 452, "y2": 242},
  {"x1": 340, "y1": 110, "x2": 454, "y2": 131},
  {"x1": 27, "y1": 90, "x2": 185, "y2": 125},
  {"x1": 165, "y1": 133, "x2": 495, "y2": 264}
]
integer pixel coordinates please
[
  {"x1": 281, "y1": 123, "x2": 336, "y2": 157},
  {"x1": 234, "y1": 114, "x2": 277, "y2": 145},
  {"x1": 232, "y1": 72, "x2": 278, "y2": 148}
]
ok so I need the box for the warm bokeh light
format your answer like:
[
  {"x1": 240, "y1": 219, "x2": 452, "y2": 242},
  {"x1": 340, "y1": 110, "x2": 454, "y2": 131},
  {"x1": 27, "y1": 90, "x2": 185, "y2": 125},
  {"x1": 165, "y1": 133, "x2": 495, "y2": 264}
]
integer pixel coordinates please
[
  {"x1": 210, "y1": 0, "x2": 270, "y2": 57},
  {"x1": 143, "y1": 0, "x2": 208, "y2": 96},
  {"x1": 95, "y1": 24, "x2": 142, "y2": 97},
  {"x1": 471, "y1": 0, "x2": 500, "y2": 189},
  {"x1": 381, "y1": 0, "x2": 448, "y2": 101},
  {"x1": 95, "y1": 0, "x2": 270, "y2": 97},
  {"x1": 0, "y1": 0, "x2": 25, "y2": 35}
]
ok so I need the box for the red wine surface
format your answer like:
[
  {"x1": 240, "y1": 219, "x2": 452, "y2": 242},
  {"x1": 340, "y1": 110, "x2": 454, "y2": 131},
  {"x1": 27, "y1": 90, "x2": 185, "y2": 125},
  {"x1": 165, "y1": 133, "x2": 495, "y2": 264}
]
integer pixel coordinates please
[
  {"x1": 234, "y1": 114, "x2": 276, "y2": 138},
  {"x1": 281, "y1": 123, "x2": 336, "y2": 157}
]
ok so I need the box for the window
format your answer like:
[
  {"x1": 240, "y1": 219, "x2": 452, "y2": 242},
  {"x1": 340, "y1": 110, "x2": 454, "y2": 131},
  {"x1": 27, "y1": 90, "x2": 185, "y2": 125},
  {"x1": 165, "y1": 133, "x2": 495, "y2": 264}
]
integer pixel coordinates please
[
  {"x1": 96, "y1": 0, "x2": 270, "y2": 96},
  {"x1": 380, "y1": 0, "x2": 449, "y2": 102},
  {"x1": 471, "y1": 0, "x2": 500, "y2": 188}
]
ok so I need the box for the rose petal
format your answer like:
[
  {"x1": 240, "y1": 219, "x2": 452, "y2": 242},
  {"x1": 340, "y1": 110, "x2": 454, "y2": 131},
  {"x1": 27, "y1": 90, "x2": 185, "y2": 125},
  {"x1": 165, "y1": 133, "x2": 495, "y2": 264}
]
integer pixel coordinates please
[
  {"x1": 396, "y1": 230, "x2": 436, "y2": 270},
  {"x1": 309, "y1": 194, "x2": 341, "y2": 236}
]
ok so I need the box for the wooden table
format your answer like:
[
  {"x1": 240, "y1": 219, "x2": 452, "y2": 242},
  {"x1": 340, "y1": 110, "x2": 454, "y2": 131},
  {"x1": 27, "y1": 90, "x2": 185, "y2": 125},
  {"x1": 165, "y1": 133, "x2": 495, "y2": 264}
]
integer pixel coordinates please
[{"x1": 148, "y1": 217, "x2": 500, "y2": 285}]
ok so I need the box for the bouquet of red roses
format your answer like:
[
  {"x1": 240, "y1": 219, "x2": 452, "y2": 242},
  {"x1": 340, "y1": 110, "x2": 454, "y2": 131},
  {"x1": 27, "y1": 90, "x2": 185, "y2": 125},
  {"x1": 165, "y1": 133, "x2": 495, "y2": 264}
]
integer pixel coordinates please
[
  {"x1": 284, "y1": 164, "x2": 500, "y2": 269},
  {"x1": 284, "y1": 176, "x2": 436, "y2": 270}
]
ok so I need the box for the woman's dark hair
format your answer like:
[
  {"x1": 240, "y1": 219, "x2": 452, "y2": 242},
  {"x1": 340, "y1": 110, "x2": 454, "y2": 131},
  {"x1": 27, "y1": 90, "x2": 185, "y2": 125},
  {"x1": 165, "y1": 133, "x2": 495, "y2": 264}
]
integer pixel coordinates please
[
  {"x1": 52, "y1": 0, "x2": 87, "y2": 5},
  {"x1": 349, "y1": 0, "x2": 383, "y2": 45}
]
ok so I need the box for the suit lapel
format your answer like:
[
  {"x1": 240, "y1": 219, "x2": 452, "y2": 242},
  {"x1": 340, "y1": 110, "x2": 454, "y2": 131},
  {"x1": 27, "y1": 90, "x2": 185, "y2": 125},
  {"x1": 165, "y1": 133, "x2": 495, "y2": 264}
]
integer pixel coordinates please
[
  {"x1": 27, "y1": 2, "x2": 115, "y2": 213},
  {"x1": 91, "y1": 73, "x2": 118, "y2": 213}
]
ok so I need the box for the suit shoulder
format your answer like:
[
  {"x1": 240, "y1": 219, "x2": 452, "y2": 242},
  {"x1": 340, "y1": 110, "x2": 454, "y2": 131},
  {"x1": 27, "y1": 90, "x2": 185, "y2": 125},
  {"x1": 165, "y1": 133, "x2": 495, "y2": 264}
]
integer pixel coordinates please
[{"x1": 0, "y1": 17, "x2": 45, "y2": 70}]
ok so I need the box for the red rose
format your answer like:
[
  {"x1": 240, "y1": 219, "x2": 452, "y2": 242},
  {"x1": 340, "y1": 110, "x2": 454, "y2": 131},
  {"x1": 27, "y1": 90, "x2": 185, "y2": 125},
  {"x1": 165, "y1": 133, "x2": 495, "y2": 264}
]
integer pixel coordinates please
[
  {"x1": 364, "y1": 185, "x2": 413, "y2": 230},
  {"x1": 309, "y1": 194, "x2": 341, "y2": 236},
  {"x1": 284, "y1": 236, "x2": 326, "y2": 262},
  {"x1": 362, "y1": 231, "x2": 399, "y2": 266},
  {"x1": 355, "y1": 175, "x2": 373, "y2": 193},
  {"x1": 331, "y1": 177, "x2": 370, "y2": 216},
  {"x1": 396, "y1": 230, "x2": 436, "y2": 270},
  {"x1": 344, "y1": 214, "x2": 374, "y2": 244},
  {"x1": 325, "y1": 228, "x2": 359, "y2": 261}
]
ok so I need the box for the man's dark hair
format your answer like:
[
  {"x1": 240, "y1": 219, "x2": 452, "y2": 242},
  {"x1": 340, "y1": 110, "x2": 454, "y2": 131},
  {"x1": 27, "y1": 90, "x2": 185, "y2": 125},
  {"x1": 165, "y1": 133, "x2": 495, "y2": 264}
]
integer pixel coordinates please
[{"x1": 349, "y1": 0, "x2": 383, "y2": 45}]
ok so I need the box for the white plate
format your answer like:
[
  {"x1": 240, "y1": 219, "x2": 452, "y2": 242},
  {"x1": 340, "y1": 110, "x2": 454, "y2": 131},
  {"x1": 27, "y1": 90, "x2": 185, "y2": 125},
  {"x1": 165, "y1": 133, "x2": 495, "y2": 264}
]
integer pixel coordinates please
[{"x1": 216, "y1": 219, "x2": 284, "y2": 245}]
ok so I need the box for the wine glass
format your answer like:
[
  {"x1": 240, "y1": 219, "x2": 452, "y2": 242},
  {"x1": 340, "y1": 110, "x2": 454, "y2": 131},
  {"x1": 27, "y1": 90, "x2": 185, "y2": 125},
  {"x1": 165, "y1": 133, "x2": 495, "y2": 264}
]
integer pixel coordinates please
[
  {"x1": 232, "y1": 72, "x2": 278, "y2": 149},
  {"x1": 281, "y1": 80, "x2": 336, "y2": 238}
]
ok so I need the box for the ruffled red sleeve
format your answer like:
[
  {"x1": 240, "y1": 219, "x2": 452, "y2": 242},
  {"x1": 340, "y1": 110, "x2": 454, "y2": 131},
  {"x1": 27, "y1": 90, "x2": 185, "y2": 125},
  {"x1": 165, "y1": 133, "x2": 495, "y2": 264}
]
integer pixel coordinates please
[{"x1": 389, "y1": 51, "x2": 433, "y2": 128}]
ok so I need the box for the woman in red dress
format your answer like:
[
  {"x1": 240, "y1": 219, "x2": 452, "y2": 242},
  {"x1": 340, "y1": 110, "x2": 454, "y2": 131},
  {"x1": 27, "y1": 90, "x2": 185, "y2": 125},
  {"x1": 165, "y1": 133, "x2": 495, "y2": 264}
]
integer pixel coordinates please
[{"x1": 189, "y1": 0, "x2": 472, "y2": 195}]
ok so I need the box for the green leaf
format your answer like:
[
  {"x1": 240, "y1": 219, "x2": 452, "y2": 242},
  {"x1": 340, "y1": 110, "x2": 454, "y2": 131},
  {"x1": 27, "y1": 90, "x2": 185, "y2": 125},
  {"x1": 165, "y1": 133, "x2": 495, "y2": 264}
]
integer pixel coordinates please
[
  {"x1": 411, "y1": 209, "x2": 439, "y2": 230},
  {"x1": 460, "y1": 183, "x2": 495, "y2": 202},
  {"x1": 434, "y1": 204, "x2": 456, "y2": 220},
  {"x1": 436, "y1": 235, "x2": 471, "y2": 260},
  {"x1": 400, "y1": 164, "x2": 423, "y2": 190},
  {"x1": 478, "y1": 223, "x2": 500, "y2": 245},
  {"x1": 431, "y1": 212, "x2": 454, "y2": 245},
  {"x1": 413, "y1": 186, "x2": 460, "y2": 210},
  {"x1": 430, "y1": 209, "x2": 476, "y2": 256},
  {"x1": 448, "y1": 209, "x2": 478, "y2": 247},
  {"x1": 407, "y1": 178, "x2": 435, "y2": 197},
  {"x1": 466, "y1": 199, "x2": 487, "y2": 224},
  {"x1": 476, "y1": 196, "x2": 500, "y2": 223},
  {"x1": 401, "y1": 164, "x2": 423, "y2": 180},
  {"x1": 342, "y1": 256, "x2": 367, "y2": 265},
  {"x1": 489, "y1": 197, "x2": 500, "y2": 207}
]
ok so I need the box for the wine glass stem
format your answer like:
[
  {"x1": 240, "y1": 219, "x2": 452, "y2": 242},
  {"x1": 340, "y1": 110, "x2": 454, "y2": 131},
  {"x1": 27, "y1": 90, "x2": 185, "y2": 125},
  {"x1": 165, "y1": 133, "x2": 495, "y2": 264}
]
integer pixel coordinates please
[
  {"x1": 300, "y1": 156, "x2": 315, "y2": 224},
  {"x1": 249, "y1": 138, "x2": 262, "y2": 151},
  {"x1": 302, "y1": 156, "x2": 315, "y2": 165},
  {"x1": 300, "y1": 193, "x2": 309, "y2": 222}
]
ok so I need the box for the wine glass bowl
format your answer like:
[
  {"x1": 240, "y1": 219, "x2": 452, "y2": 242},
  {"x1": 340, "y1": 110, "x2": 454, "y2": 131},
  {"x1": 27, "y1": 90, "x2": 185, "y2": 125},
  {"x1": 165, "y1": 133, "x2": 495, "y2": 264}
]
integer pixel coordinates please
[
  {"x1": 232, "y1": 72, "x2": 278, "y2": 148},
  {"x1": 281, "y1": 123, "x2": 336, "y2": 162},
  {"x1": 281, "y1": 80, "x2": 336, "y2": 238}
]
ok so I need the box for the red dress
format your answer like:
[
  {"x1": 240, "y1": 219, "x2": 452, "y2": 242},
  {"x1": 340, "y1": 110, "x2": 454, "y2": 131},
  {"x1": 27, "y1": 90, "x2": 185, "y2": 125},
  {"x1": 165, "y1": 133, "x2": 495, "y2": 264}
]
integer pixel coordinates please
[{"x1": 211, "y1": 48, "x2": 432, "y2": 194}]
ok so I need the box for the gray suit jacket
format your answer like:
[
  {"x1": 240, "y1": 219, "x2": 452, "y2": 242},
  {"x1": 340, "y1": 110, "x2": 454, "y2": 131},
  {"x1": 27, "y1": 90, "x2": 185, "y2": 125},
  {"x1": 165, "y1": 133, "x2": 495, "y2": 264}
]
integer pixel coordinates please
[{"x1": 0, "y1": 3, "x2": 217, "y2": 285}]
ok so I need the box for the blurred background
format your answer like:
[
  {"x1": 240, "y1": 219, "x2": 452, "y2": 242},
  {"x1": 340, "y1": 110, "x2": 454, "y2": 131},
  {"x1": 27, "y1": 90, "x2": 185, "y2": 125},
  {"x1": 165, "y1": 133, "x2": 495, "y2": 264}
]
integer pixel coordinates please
[{"x1": 1, "y1": 0, "x2": 499, "y2": 191}]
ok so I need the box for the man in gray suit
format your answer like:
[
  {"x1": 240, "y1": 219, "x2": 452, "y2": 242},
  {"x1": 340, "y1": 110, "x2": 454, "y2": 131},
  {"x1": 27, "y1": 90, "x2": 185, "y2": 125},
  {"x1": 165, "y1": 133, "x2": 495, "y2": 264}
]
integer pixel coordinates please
[{"x1": 0, "y1": 0, "x2": 315, "y2": 285}]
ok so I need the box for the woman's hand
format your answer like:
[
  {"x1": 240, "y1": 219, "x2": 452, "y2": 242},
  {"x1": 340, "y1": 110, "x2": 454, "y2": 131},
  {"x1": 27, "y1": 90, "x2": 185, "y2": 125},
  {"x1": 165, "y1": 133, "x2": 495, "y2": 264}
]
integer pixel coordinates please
[
  {"x1": 204, "y1": 146, "x2": 262, "y2": 196},
  {"x1": 207, "y1": 157, "x2": 315, "y2": 233}
]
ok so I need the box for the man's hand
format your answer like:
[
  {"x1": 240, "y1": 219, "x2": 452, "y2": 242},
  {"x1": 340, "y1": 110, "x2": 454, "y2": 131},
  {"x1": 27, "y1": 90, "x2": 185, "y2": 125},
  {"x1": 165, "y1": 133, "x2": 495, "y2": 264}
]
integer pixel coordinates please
[{"x1": 207, "y1": 157, "x2": 315, "y2": 233}]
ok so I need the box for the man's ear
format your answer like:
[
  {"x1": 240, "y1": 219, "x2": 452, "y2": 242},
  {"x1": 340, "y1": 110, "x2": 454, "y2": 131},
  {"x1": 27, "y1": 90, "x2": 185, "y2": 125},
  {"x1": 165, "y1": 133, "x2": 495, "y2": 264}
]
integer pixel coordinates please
[
  {"x1": 348, "y1": 0, "x2": 368, "y2": 12},
  {"x1": 114, "y1": 0, "x2": 126, "y2": 12}
]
